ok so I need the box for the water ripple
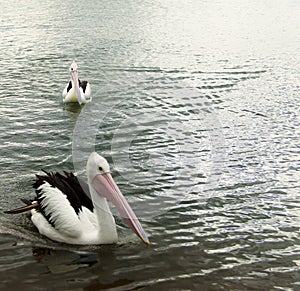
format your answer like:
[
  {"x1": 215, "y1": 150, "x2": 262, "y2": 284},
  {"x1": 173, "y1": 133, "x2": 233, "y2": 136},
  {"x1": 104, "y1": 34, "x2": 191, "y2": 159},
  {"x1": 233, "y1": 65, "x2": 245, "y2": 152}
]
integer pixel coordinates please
[{"x1": 0, "y1": 0, "x2": 299, "y2": 290}]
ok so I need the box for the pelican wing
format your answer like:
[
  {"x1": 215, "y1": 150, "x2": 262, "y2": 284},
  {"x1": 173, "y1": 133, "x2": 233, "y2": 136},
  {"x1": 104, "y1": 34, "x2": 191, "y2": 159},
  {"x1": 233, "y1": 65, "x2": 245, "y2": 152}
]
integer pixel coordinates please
[
  {"x1": 34, "y1": 171, "x2": 93, "y2": 213},
  {"x1": 79, "y1": 80, "x2": 91, "y2": 97},
  {"x1": 32, "y1": 171, "x2": 94, "y2": 238},
  {"x1": 36, "y1": 183, "x2": 82, "y2": 238},
  {"x1": 62, "y1": 81, "x2": 72, "y2": 97}
]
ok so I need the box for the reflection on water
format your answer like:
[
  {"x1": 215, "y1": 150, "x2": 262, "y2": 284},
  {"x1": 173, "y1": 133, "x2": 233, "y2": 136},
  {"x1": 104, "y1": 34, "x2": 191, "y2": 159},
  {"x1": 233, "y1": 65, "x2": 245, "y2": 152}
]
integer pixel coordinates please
[
  {"x1": 0, "y1": 0, "x2": 299, "y2": 289},
  {"x1": 32, "y1": 248, "x2": 98, "y2": 274},
  {"x1": 64, "y1": 103, "x2": 84, "y2": 115}
]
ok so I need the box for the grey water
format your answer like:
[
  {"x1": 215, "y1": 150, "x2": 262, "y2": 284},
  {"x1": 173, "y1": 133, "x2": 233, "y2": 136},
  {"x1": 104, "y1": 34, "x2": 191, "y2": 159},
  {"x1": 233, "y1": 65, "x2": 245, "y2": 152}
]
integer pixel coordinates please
[{"x1": 0, "y1": 0, "x2": 299, "y2": 289}]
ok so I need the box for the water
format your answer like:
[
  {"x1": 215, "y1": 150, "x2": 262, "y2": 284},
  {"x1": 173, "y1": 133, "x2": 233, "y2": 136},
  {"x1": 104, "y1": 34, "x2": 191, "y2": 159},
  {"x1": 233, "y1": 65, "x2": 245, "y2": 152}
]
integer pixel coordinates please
[{"x1": 0, "y1": 0, "x2": 299, "y2": 289}]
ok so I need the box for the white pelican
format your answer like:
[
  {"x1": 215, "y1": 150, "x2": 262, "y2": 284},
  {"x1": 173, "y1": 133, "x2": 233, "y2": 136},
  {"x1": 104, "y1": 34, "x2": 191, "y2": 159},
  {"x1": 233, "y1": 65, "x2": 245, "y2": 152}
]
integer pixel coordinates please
[
  {"x1": 62, "y1": 62, "x2": 91, "y2": 104},
  {"x1": 5, "y1": 152, "x2": 150, "y2": 246}
]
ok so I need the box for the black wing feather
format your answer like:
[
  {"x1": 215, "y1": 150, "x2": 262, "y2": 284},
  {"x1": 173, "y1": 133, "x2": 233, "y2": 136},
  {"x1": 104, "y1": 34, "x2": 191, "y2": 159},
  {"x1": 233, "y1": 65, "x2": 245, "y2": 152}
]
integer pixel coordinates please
[
  {"x1": 5, "y1": 171, "x2": 93, "y2": 228},
  {"x1": 33, "y1": 171, "x2": 93, "y2": 215},
  {"x1": 66, "y1": 81, "x2": 72, "y2": 92},
  {"x1": 79, "y1": 80, "x2": 88, "y2": 93}
]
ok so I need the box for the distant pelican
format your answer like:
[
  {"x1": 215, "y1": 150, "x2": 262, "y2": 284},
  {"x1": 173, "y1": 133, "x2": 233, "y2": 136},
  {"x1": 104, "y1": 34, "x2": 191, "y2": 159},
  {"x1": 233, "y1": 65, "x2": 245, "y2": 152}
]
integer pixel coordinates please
[
  {"x1": 5, "y1": 152, "x2": 150, "y2": 246},
  {"x1": 62, "y1": 62, "x2": 91, "y2": 104}
]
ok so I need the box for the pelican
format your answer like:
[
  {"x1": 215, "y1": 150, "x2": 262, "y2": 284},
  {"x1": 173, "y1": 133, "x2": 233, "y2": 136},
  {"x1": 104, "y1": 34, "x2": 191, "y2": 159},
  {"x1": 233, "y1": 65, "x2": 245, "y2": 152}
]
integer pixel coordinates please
[
  {"x1": 5, "y1": 152, "x2": 150, "y2": 246},
  {"x1": 62, "y1": 62, "x2": 91, "y2": 104}
]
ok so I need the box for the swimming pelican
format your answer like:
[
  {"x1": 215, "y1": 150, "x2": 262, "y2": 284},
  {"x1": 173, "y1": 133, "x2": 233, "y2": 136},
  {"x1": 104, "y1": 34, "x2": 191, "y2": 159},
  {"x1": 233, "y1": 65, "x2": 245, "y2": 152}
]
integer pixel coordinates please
[
  {"x1": 5, "y1": 152, "x2": 150, "y2": 246},
  {"x1": 62, "y1": 62, "x2": 91, "y2": 104}
]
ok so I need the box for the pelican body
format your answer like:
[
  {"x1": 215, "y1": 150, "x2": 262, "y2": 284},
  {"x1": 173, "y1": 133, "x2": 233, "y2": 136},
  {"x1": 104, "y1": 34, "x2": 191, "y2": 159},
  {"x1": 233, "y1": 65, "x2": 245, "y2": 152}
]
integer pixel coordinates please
[
  {"x1": 5, "y1": 153, "x2": 150, "y2": 246},
  {"x1": 62, "y1": 62, "x2": 91, "y2": 104}
]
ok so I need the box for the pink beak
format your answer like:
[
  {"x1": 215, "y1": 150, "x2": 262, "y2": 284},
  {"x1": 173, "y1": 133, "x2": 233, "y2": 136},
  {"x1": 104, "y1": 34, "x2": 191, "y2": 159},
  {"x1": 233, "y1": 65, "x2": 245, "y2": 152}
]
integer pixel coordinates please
[
  {"x1": 92, "y1": 173, "x2": 150, "y2": 246},
  {"x1": 70, "y1": 70, "x2": 83, "y2": 104}
]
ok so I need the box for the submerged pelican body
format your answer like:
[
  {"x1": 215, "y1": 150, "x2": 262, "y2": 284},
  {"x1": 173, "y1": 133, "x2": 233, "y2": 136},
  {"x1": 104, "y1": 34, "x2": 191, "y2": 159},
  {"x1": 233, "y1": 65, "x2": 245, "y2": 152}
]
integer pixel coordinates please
[
  {"x1": 5, "y1": 152, "x2": 149, "y2": 246},
  {"x1": 62, "y1": 62, "x2": 91, "y2": 104}
]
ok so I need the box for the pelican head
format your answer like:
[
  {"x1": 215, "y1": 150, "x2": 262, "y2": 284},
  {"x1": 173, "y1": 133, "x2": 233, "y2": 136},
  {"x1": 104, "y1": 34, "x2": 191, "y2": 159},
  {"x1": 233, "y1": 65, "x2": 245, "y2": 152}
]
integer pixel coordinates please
[
  {"x1": 69, "y1": 61, "x2": 83, "y2": 104},
  {"x1": 87, "y1": 152, "x2": 150, "y2": 246},
  {"x1": 69, "y1": 62, "x2": 78, "y2": 73}
]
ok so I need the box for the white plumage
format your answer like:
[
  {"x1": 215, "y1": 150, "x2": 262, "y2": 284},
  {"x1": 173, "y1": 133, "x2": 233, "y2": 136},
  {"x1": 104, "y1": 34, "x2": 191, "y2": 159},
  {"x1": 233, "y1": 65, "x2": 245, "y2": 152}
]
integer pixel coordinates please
[
  {"x1": 62, "y1": 62, "x2": 91, "y2": 104},
  {"x1": 5, "y1": 153, "x2": 150, "y2": 246}
]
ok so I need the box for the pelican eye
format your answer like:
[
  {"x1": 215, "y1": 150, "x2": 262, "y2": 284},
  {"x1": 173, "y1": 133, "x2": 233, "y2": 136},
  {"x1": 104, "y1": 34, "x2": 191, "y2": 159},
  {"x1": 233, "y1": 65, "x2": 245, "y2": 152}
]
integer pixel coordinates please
[{"x1": 98, "y1": 166, "x2": 104, "y2": 173}]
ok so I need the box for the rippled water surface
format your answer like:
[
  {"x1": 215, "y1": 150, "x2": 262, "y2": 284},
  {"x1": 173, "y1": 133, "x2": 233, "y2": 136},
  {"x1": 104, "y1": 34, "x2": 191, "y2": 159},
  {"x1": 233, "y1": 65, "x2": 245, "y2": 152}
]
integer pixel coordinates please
[{"x1": 0, "y1": 0, "x2": 299, "y2": 290}]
